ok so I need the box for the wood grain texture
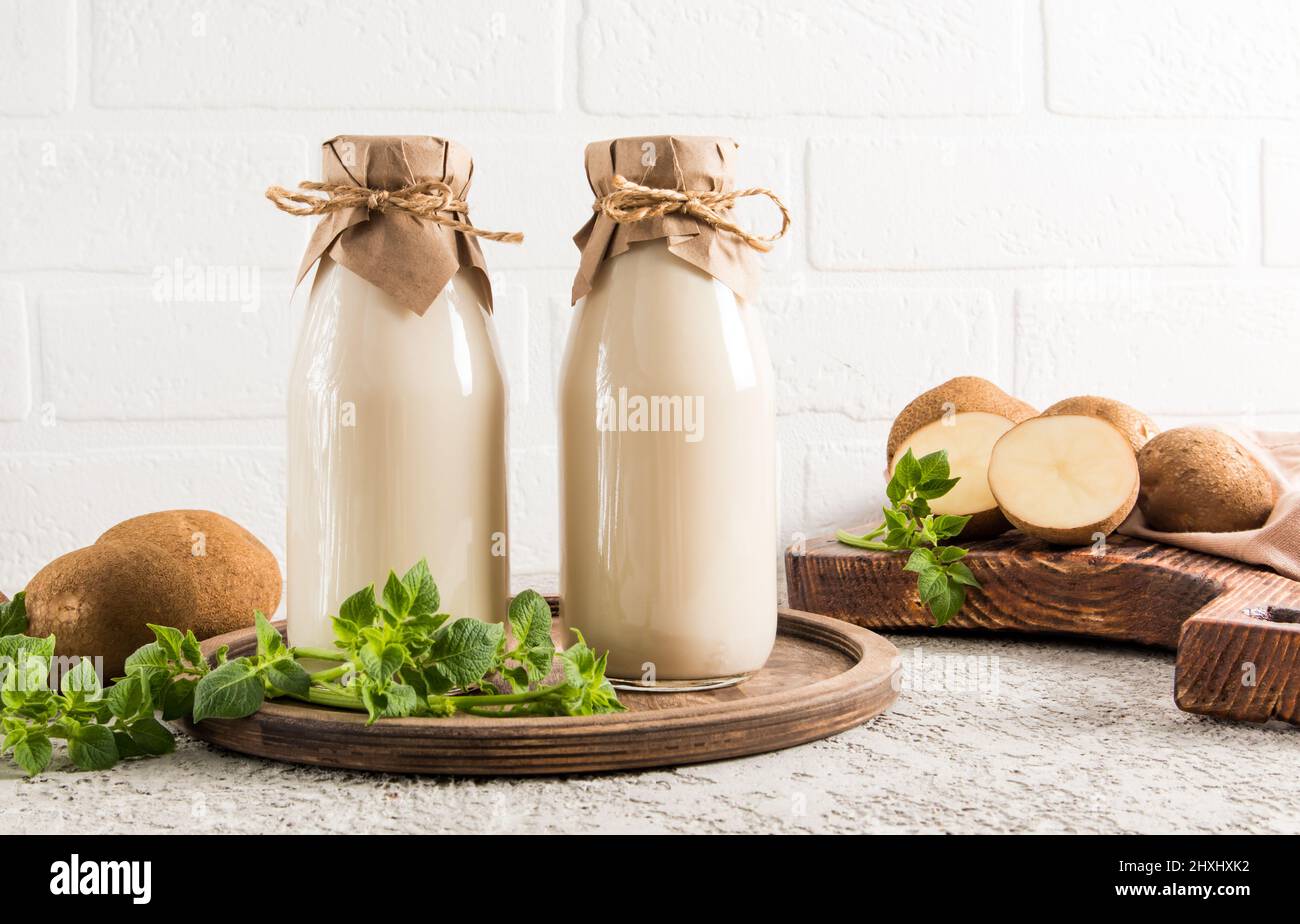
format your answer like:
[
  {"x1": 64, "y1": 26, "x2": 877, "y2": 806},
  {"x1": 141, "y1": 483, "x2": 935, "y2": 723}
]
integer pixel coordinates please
[
  {"x1": 179, "y1": 607, "x2": 900, "y2": 775},
  {"x1": 786, "y1": 529, "x2": 1300, "y2": 726},
  {"x1": 1176, "y1": 604, "x2": 1300, "y2": 725},
  {"x1": 792, "y1": 530, "x2": 1227, "y2": 648}
]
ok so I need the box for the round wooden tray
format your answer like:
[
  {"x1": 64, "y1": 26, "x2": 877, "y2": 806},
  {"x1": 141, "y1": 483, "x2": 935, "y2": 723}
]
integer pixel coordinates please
[{"x1": 179, "y1": 607, "x2": 899, "y2": 775}]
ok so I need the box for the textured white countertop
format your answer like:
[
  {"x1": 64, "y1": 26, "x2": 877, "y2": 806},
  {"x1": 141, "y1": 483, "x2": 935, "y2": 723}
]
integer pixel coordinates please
[{"x1": 3, "y1": 630, "x2": 1297, "y2": 835}]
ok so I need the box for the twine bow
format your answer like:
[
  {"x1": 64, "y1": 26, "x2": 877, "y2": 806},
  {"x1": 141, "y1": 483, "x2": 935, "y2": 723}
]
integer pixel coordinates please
[
  {"x1": 593, "y1": 175, "x2": 790, "y2": 252},
  {"x1": 265, "y1": 180, "x2": 523, "y2": 244}
]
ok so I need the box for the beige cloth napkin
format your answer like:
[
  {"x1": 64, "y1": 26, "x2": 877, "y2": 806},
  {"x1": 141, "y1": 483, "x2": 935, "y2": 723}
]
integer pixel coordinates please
[{"x1": 1118, "y1": 427, "x2": 1300, "y2": 580}]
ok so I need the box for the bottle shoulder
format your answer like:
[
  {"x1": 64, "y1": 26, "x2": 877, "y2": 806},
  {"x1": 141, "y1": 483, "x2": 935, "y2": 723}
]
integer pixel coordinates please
[
  {"x1": 562, "y1": 243, "x2": 771, "y2": 394},
  {"x1": 291, "y1": 259, "x2": 505, "y2": 397}
]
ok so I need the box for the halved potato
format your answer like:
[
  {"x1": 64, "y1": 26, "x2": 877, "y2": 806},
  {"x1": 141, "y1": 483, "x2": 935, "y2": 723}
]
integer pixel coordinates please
[
  {"x1": 887, "y1": 377, "x2": 1037, "y2": 539},
  {"x1": 987, "y1": 415, "x2": 1140, "y2": 546}
]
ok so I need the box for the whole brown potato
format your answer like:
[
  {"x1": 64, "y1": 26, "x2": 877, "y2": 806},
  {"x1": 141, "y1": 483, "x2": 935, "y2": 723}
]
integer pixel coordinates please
[
  {"x1": 25, "y1": 540, "x2": 201, "y2": 678},
  {"x1": 1137, "y1": 428, "x2": 1275, "y2": 533},
  {"x1": 25, "y1": 510, "x2": 280, "y2": 678},
  {"x1": 97, "y1": 509, "x2": 281, "y2": 639}
]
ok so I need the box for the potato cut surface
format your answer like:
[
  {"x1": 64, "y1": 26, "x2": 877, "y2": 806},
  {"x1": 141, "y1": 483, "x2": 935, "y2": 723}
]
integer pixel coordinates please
[
  {"x1": 988, "y1": 416, "x2": 1138, "y2": 529},
  {"x1": 892, "y1": 411, "x2": 1014, "y2": 515}
]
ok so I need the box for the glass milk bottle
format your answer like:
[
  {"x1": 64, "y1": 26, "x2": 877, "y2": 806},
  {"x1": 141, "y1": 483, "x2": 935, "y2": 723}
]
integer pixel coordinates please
[
  {"x1": 273, "y1": 136, "x2": 516, "y2": 649},
  {"x1": 559, "y1": 136, "x2": 789, "y2": 689}
]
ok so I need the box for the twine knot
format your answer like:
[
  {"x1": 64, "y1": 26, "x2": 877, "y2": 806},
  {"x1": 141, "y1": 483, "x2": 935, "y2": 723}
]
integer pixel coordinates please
[
  {"x1": 593, "y1": 175, "x2": 790, "y2": 252},
  {"x1": 266, "y1": 179, "x2": 523, "y2": 244}
]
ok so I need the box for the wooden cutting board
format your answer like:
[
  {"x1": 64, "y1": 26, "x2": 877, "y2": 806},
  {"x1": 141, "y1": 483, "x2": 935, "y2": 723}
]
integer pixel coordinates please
[
  {"x1": 180, "y1": 607, "x2": 900, "y2": 775},
  {"x1": 786, "y1": 530, "x2": 1300, "y2": 725}
]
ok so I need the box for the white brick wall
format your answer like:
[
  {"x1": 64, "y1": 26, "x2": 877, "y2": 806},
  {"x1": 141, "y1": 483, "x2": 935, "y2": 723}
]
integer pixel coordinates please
[
  {"x1": 1045, "y1": 0, "x2": 1300, "y2": 117},
  {"x1": 0, "y1": 1, "x2": 76, "y2": 115},
  {"x1": 1263, "y1": 140, "x2": 1300, "y2": 265},
  {"x1": 91, "y1": 0, "x2": 564, "y2": 111},
  {"x1": 767, "y1": 288, "x2": 1002, "y2": 420},
  {"x1": 0, "y1": 133, "x2": 307, "y2": 271},
  {"x1": 579, "y1": 0, "x2": 1024, "y2": 116},
  {"x1": 1015, "y1": 283, "x2": 1300, "y2": 416},
  {"x1": 0, "y1": 448, "x2": 285, "y2": 591},
  {"x1": 38, "y1": 286, "x2": 293, "y2": 420},
  {"x1": 0, "y1": 283, "x2": 33, "y2": 421},
  {"x1": 809, "y1": 136, "x2": 1245, "y2": 269},
  {"x1": 1, "y1": 0, "x2": 1298, "y2": 599}
]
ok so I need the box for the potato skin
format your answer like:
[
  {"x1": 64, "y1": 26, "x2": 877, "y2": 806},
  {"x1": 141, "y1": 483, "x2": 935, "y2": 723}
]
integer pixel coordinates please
[
  {"x1": 1137, "y1": 428, "x2": 1274, "y2": 533},
  {"x1": 886, "y1": 376, "x2": 1036, "y2": 463},
  {"x1": 98, "y1": 509, "x2": 280, "y2": 641},
  {"x1": 886, "y1": 377, "x2": 1036, "y2": 541},
  {"x1": 997, "y1": 488, "x2": 1138, "y2": 546},
  {"x1": 25, "y1": 540, "x2": 200, "y2": 678}
]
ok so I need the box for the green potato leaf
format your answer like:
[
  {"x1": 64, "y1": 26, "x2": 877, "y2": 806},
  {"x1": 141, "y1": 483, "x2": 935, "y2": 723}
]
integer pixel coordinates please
[
  {"x1": 927, "y1": 579, "x2": 967, "y2": 626},
  {"x1": 159, "y1": 677, "x2": 197, "y2": 721},
  {"x1": 935, "y1": 544, "x2": 969, "y2": 564},
  {"x1": 124, "y1": 716, "x2": 175, "y2": 756},
  {"x1": 903, "y1": 548, "x2": 937, "y2": 573},
  {"x1": 0, "y1": 592, "x2": 27, "y2": 637},
  {"x1": 382, "y1": 571, "x2": 414, "y2": 619},
  {"x1": 508, "y1": 590, "x2": 553, "y2": 650},
  {"x1": 401, "y1": 559, "x2": 440, "y2": 619},
  {"x1": 147, "y1": 624, "x2": 185, "y2": 662},
  {"x1": 106, "y1": 674, "x2": 149, "y2": 721},
  {"x1": 180, "y1": 630, "x2": 204, "y2": 667},
  {"x1": 263, "y1": 657, "x2": 310, "y2": 697},
  {"x1": 60, "y1": 658, "x2": 102, "y2": 701},
  {"x1": 12, "y1": 733, "x2": 52, "y2": 777},
  {"x1": 192, "y1": 659, "x2": 264, "y2": 723},
  {"x1": 893, "y1": 449, "x2": 922, "y2": 490},
  {"x1": 426, "y1": 619, "x2": 504, "y2": 690},
  {"x1": 67, "y1": 724, "x2": 118, "y2": 771},
  {"x1": 508, "y1": 590, "x2": 556, "y2": 682},
  {"x1": 254, "y1": 611, "x2": 284, "y2": 658},
  {"x1": 917, "y1": 567, "x2": 948, "y2": 605},
  {"x1": 947, "y1": 561, "x2": 981, "y2": 588},
  {"x1": 378, "y1": 682, "x2": 418, "y2": 718},
  {"x1": 916, "y1": 477, "x2": 961, "y2": 500},
  {"x1": 112, "y1": 729, "x2": 146, "y2": 759},
  {"x1": 0, "y1": 633, "x2": 55, "y2": 664},
  {"x1": 357, "y1": 643, "x2": 404, "y2": 684},
  {"x1": 916, "y1": 449, "x2": 951, "y2": 483},
  {"x1": 933, "y1": 514, "x2": 973, "y2": 539},
  {"x1": 123, "y1": 642, "x2": 169, "y2": 675},
  {"x1": 336, "y1": 585, "x2": 380, "y2": 635}
]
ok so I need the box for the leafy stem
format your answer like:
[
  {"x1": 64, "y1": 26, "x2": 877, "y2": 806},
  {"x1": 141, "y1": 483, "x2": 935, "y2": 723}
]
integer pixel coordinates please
[
  {"x1": 0, "y1": 560, "x2": 624, "y2": 777},
  {"x1": 289, "y1": 646, "x2": 349, "y2": 662},
  {"x1": 307, "y1": 663, "x2": 352, "y2": 684},
  {"x1": 836, "y1": 448, "x2": 982, "y2": 626}
]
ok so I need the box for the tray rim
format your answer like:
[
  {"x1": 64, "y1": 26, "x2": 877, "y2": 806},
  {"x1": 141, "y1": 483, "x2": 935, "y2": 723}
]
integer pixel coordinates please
[{"x1": 178, "y1": 607, "x2": 900, "y2": 774}]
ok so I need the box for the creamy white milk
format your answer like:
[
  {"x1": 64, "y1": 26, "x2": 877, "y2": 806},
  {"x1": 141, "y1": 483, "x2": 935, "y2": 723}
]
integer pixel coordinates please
[
  {"x1": 287, "y1": 256, "x2": 509, "y2": 649},
  {"x1": 558, "y1": 240, "x2": 777, "y2": 686}
]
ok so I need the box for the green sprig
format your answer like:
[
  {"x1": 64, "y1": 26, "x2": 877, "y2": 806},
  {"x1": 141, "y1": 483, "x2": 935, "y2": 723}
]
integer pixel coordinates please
[
  {"x1": 0, "y1": 560, "x2": 623, "y2": 777},
  {"x1": 837, "y1": 448, "x2": 982, "y2": 625},
  {"x1": 0, "y1": 615, "x2": 189, "y2": 776}
]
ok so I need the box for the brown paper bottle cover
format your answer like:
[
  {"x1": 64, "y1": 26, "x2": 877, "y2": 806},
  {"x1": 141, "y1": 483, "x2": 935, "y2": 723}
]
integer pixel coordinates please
[
  {"x1": 294, "y1": 135, "x2": 494, "y2": 316},
  {"x1": 572, "y1": 135, "x2": 761, "y2": 305}
]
